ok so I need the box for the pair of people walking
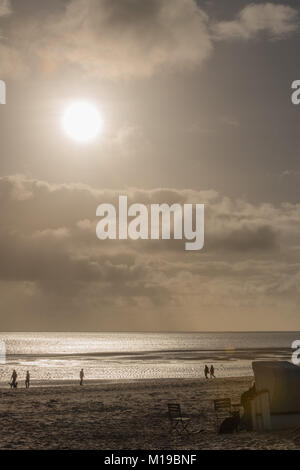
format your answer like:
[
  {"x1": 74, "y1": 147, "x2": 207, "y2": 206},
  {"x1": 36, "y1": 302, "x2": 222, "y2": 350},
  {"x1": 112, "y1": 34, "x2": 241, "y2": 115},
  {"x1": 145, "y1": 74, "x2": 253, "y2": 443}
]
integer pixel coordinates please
[
  {"x1": 10, "y1": 370, "x2": 30, "y2": 389},
  {"x1": 9, "y1": 369, "x2": 84, "y2": 388},
  {"x1": 204, "y1": 364, "x2": 215, "y2": 379}
]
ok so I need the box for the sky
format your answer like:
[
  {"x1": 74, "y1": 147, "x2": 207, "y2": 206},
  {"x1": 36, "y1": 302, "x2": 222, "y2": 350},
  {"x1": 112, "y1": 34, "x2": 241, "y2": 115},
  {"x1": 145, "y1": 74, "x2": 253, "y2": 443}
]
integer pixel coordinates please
[{"x1": 0, "y1": 0, "x2": 300, "y2": 331}]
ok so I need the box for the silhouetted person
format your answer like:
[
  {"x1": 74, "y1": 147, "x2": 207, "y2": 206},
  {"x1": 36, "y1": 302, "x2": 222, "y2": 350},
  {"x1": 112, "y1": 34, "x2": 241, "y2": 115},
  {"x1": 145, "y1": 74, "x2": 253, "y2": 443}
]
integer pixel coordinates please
[
  {"x1": 204, "y1": 365, "x2": 209, "y2": 379},
  {"x1": 25, "y1": 371, "x2": 30, "y2": 389},
  {"x1": 210, "y1": 365, "x2": 215, "y2": 378},
  {"x1": 10, "y1": 369, "x2": 17, "y2": 389},
  {"x1": 80, "y1": 368, "x2": 84, "y2": 386}
]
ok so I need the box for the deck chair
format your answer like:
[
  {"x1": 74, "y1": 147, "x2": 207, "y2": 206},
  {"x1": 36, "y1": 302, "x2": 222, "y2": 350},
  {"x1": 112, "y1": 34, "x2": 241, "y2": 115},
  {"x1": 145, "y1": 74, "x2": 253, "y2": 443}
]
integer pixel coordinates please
[
  {"x1": 213, "y1": 398, "x2": 232, "y2": 431},
  {"x1": 168, "y1": 403, "x2": 190, "y2": 435}
]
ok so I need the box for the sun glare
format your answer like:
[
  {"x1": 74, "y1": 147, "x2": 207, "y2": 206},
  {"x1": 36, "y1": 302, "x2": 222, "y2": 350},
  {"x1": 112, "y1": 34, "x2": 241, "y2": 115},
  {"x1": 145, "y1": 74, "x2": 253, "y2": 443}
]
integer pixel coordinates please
[{"x1": 63, "y1": 101, "x2": 103, "y2": 142}]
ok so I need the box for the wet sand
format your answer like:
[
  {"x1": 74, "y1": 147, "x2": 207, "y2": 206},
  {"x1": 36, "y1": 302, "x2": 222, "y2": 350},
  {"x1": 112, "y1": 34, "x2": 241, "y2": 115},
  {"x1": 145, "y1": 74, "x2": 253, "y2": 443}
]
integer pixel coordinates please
[{"x1": 0, "y1": 377, "x2": 298, "y2": 450}]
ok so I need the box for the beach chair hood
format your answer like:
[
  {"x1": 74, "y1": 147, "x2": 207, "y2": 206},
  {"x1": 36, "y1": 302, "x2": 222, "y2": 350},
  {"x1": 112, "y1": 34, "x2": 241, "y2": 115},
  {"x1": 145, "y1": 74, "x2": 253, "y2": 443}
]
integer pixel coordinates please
[{"x1": 252, "y1": 361, "x2": 300, "y2": 414}]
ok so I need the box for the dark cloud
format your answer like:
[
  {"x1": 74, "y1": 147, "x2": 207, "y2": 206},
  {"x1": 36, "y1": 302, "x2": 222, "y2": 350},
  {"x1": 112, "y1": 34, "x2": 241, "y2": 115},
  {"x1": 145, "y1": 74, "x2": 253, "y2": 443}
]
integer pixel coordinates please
[
  {"x1": 0, "y1": 174, "x2": 298, "y2": 330},
  {"x1": 208, "y1": 225, "x2": 278, "y2": 252}
]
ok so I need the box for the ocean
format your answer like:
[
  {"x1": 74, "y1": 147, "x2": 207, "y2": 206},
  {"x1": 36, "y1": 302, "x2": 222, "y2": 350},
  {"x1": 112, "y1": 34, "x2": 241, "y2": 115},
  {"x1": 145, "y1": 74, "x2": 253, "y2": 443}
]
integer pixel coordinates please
[{"x1": 0, "y1": 331, "x2": 298, "y2": 386}]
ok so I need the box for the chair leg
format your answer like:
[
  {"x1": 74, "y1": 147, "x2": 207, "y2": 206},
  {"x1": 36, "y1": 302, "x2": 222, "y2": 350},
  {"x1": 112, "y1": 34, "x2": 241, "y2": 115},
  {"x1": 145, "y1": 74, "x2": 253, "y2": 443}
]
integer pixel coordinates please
[
  {"x1": 182, "y1": 422, "x2": 190, "y2": 435},
  {"x1": 170, "y1": 420, "x2": 190, "y2": 436},
  {"x1": 170, "y1": 421, "x2": 180, "y2": 435}
]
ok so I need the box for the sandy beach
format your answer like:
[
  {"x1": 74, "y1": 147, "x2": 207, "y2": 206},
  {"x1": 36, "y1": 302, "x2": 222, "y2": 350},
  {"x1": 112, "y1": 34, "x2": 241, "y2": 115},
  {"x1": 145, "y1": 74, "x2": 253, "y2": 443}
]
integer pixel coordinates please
[{"x1": 0, "y1": 377, "x2": 298, "y2": 450}]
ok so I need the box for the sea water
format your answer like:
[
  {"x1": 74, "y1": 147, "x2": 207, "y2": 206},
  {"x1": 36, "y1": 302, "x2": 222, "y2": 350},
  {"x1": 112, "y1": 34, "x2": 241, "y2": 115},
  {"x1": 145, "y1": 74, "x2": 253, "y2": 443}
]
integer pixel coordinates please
[{"x1": 0, "y1": 331, "x2": 297, "y2": 385}]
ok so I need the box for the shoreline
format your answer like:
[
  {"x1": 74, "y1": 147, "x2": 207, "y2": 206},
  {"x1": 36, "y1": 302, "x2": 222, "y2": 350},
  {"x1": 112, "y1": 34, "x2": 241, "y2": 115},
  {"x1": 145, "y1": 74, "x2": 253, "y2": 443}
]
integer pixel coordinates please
[{"x1": 0, "y1": 375, "x2": 254, "y2": 389}]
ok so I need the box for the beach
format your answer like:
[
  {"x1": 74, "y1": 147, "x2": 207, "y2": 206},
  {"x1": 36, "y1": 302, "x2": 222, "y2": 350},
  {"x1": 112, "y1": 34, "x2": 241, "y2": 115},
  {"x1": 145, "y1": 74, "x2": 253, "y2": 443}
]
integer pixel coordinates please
[{"x1": 0, "y1": 377, "x2": 298, "y2": 450}]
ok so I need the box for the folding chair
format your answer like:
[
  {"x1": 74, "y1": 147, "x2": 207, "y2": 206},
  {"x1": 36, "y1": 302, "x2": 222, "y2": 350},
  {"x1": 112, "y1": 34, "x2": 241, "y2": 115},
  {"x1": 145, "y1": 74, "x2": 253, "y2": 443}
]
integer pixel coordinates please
[
  {"x1": 168, "y1": 403, "x2": 190, "y2": 435},
  {"x1": 213, "y1": 398, "x2": 232, "y2": 431}
]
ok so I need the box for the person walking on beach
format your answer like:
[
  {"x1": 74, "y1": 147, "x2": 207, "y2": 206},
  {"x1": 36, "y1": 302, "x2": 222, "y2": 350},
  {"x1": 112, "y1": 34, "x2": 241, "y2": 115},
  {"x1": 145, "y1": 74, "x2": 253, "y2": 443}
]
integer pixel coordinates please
[
  {"x1": 80, "y1": 368, "x2": 84, "y2": 386},
  {"x1": 204, "y1": 365, "x2": 209, "y2": 379},
  {"x1": 210, "y1": 365, "x2": 215, "y2": 378},
  {"x1": 25, "y1": 370, "x2": 30, "y2": 389},
  {"x1": 10, "y1": 369, "x2": 17, "y2": 389}
]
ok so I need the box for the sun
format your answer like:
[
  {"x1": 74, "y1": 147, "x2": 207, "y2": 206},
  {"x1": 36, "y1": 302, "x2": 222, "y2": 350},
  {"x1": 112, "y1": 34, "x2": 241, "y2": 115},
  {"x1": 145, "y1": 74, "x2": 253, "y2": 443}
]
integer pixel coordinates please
[{"x1": 62, "y1": 101, "x2": 103, "y2": 142}]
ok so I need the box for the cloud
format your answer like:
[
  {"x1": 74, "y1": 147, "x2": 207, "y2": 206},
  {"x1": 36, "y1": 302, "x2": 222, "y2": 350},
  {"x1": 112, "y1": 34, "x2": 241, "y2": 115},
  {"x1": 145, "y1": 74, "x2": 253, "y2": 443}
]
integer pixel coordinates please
[
  {"x1": 49, "y1": 0, "x2": 213, "y2": 78},
  {"x1": 0, "y1": 0, "x2": 213, "y2": 79},
  {"x1": 0, "y1": 1, "x2": 299, "y2": 79},
  {"x1": 281, "y1": 169, "x2": 300, "y2": 181},
  {"x1": 220, "y1": 116, "x2": 240, "y2": 128},
  {"x1": 0, "y1": 43, "x2": 29, "y2": 78},
  {"x1": 208, "y1": 225, "x2": 277, "y2": 252},
  {"x1": 0, "y1": 0, "x2": 10, "y2": 17},
  {"x1": 1, "y1": 174, "x2": 300, "y2": 330},
  {"x1": 0, "y1": 175, "x2": 298, "y2": 281},
  {"x1": 0, "y1": 175, "x2": 300, "y2": 330},
  {"x1": 0, "y1": 1, "x2": 28, "y2": 77},
  {"x1": 0, "y1": 174, "x2": 294, "y2": 256},
  {"x1": 213, "y1": 3, "x2": 299, "y2": 40}
]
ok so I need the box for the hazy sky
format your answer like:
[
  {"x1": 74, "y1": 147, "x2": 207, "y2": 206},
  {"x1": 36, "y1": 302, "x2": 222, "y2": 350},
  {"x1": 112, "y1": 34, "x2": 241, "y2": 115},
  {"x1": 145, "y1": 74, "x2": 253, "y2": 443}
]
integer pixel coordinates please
[{"x1": 0, "y1": 0, "x2": 300, "y2": 331}]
